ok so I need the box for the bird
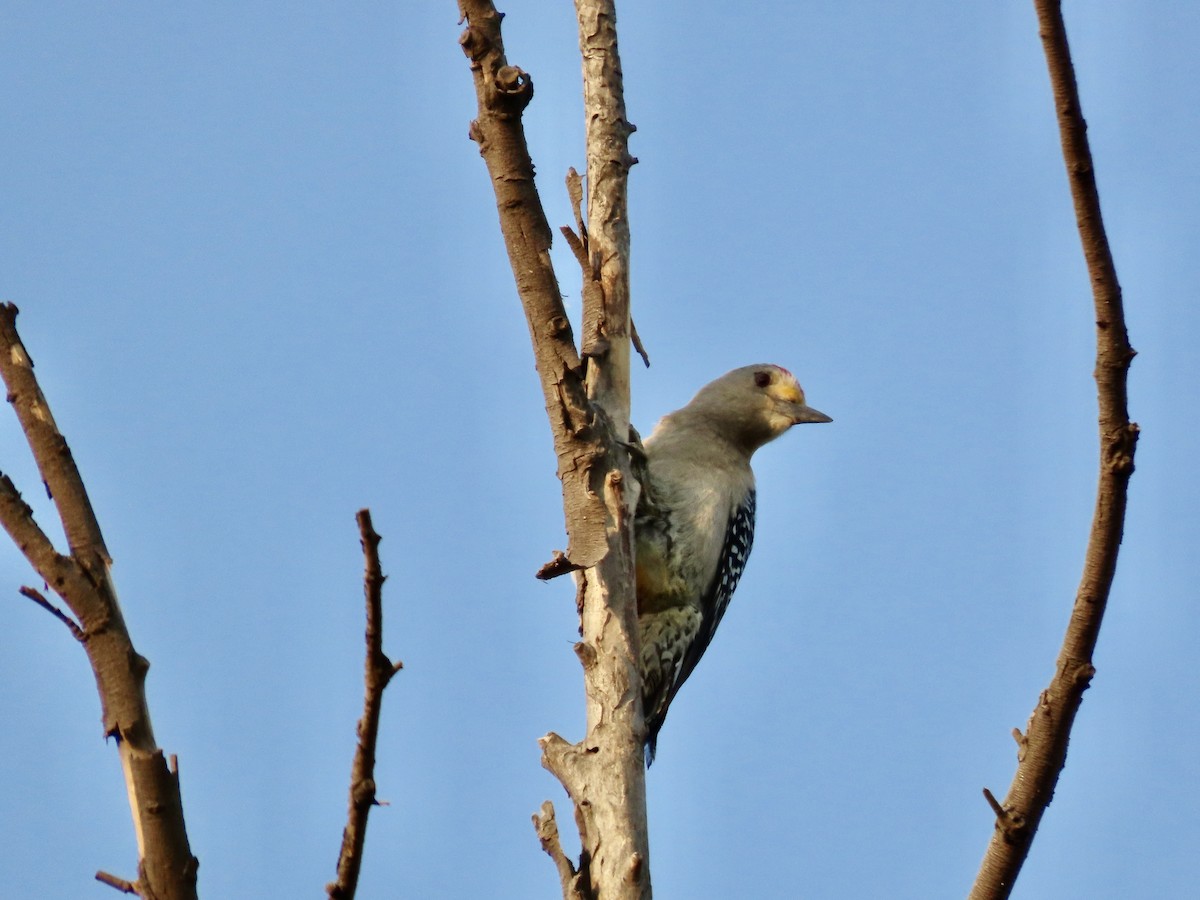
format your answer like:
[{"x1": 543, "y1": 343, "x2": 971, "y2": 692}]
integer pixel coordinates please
[{"x1": 634, "y1": 364, "x2": 830, "y2": 764}]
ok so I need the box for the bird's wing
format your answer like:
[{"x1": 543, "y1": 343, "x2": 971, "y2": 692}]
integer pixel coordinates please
[
  {"x1": 675, "y1": 488, "x2": 756, "y2": 697},
  {"x1": 644, "y1": 489, "x2": 756, "y2": 763}
]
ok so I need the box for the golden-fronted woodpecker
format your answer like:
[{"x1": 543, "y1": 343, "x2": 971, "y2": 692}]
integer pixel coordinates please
[{"x1": 635, "y1": 364, "x2": 830, "y2": 764}]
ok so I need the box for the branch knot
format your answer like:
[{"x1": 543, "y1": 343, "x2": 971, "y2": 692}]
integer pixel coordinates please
[{"x1": 493, "y1": 65, "x2": 534, "y2": 113}]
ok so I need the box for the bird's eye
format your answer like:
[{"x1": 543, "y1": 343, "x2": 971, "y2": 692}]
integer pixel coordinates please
[{"x1": 754, "y1": 371, "x2": 772, "y2": 389}]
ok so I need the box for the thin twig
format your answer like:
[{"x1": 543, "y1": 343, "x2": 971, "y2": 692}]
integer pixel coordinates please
[
  {"x1": 327, "y1": 509, "x2": 402, "y2": 900},
  {"x1": 0, "y1": 471, "x2": 92, "y2": 603},
  {"x1": 981, "y1": 788, "x2": 1008, "y2": 822},
  {"x1": 562, "y1": 167, "x2": 608, "y2": 362},
  {"x1": 18, "y1": 585, "x2": 85, "y2": 641},
  {"x1": 95, "y1": 871, "x2": 138, "y2": 894},
  {"x1": 629, "y1": 317, "x2": 650, "y2": 369},
  {"x1": 968, "y1": 3, "x2": 1137, "y2": 897}
]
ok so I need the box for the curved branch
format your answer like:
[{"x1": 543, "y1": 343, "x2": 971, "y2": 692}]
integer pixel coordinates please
[{"x1": 968, "y1": 4, "x2": 1138, "y2": 897}]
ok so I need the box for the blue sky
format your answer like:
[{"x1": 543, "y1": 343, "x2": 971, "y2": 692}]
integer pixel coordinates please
[{"x1": 2, "y1": 2, "x2": 1198, "y2": 898}]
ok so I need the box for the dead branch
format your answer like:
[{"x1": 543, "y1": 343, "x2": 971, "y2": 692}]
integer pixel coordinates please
[
  {"x1": 0, "y1": 302, "x2": 198, "y2": 900},
  {"x1": 95, "y1": 870, "x2": 138, "y2": 894},
  {"x1": 327, "y1": 509, "x2": 403, "y2": 900},
  {"x1": 539, "y1": 4, "x2": 649, "y2": 886},
  {"x1": 573, "y1": 0, "x2": 637, "y2": 409},
  {"x1": 533, "y1": 801, "x2": 589, "y2": 900},
  {"x1": 967, "y1": 4, "x2": 1138, "y2": 897},
  {"x1": 457, "y1": 0, "x2": 608, "y2": 573},
  {"x1": 456, "y1": 1, "x2": 650, "y2": 896},
  {"x1": 18, "y1": 584, "x2": 86, "y2": 640}
]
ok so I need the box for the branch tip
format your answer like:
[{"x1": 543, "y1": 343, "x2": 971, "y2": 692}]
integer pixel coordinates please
[
  {"x1": 538, "y1": 731, "x2": 571, "y2": 754},
  {"x1": 95, "y1": 871, "x2": 137, "y2": 894},
  {"x1": 630, "y1": 316, "x2": 650, "y2": 368},
  {"x1": 534, "y1": 800, "x2": 581, "y2": 896},
  {"x1": 18, "y1": 585, "x2": 85, "y2": 640},
  {"x1": 536, "y1": 551, "x2": 583, "y2": 581},
  {"x1": 328, "y1": 509, "x2": 401, "y2": 899},
  {"x1": 982, "y1": 788, "x2": 1007, "y2": 822}
]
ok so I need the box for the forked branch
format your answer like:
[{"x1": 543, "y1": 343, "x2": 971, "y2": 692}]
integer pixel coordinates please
[
  {"x1": 0, "y1": 303, "x2": 198, "y2": 900},
  {"x1": 456, "y1": 1, "x2": 650, "y2": 896},
  {"x1": 968, "y1": 4, "x2": 1138, "y2": 897}
]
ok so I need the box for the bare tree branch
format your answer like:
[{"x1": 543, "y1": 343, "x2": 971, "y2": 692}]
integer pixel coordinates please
[
  {"x1": 0, "y1": 303, "x2": 198, "y2": 900},
  {"x1": 0, "y1": 309, "x2": 110, "y2": 568},
  {"x1": 95, "y1": 870, "x2": 138, "y2": 894},
  {"x1": 574, "y1": 0, "x2": 637, "y2": 414},
  {"x1": 0, "y1": 472, "x2": 63, "y2": 564},
  {"x1": 456, "y1": 2, "x2": 650, "y2": 896},
  {"x1": 457, "y1": 0, "x2": 608, "y2": 573},
  {"x1": 533, "y1": 801, "x2": 588, "y2": 900},
  {"x1": 18, "y1": 584, "x2": 86, "y2": 640},
  {"x1": 327, "y1": 509, "x2": 402, "y2": 900},
  {"x1": 538, "y1": 2, "x2": 649, "y2": 885},
  {"x1": 968, "y1": 4, "x2": 1138, "y2": 897}
]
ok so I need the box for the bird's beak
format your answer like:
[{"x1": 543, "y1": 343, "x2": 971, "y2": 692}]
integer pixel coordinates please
[{"x1": 792, "y1": 405, "x2": 832, "y2": 425}]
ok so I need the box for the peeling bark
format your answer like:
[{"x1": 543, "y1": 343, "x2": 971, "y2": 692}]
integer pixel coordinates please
[{"x1": 457, "y1": 2, "x2": 651, "y2": 896}]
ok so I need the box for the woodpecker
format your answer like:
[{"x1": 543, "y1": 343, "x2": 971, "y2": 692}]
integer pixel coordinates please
[{"x1": 635, "y1": 364, "x2": 830, "y2": 764}]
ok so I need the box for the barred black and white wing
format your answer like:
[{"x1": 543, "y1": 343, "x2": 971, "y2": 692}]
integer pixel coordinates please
[
  {"x1": 643, "y1": 490, "x2": 756, "y2": 763},
  {"x1": 677, "y1": 489, "x2": 756, "y2": 694}
]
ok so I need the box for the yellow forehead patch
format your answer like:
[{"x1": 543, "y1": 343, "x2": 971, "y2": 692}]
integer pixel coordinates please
[{"x1": 770, "y1": 380, "x2": 805, "y2": 404}]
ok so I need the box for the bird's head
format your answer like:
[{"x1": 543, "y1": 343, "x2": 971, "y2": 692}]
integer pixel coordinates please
[{"x1": 688, "y1": 364, "x2": 832, "y2": 454}]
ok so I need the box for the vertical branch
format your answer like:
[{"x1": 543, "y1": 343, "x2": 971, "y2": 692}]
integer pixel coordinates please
[
  {"x1": 559, "y1": 2, "x2": 649, "y2": 897},
  {"x1": 327, "y1": 509, "x2": 403, "y2": 900},
  {"x1": 968, "y1": 4, "x2": 1138, "y2": 897},
  {"x1": 0, "y1": 303, "x2": 198, "y2": 900},
  {"x1": 575, "y1": 0, "x2": 637, "y2": 427},
  {"x1": 456, "y1": 3, "x2": 650, "y2": 897}
]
